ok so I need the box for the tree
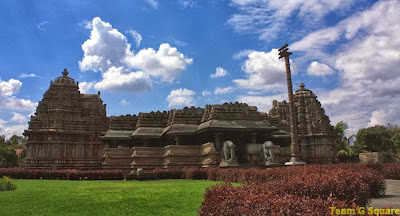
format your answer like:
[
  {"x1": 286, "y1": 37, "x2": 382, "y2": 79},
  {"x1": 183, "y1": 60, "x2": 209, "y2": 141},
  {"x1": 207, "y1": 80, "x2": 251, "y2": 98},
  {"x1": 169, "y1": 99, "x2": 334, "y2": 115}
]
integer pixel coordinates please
[
  {"x1": 0, "y1": 146, "x2": 18, "y2": 167},
  {"x1": 354, "y1": 125, "x2": 394, "y2": 152},
  {"x1": 334, "y1": 121, "x2": 348, "y2": 151},
  {"x1": 6, "y1": 135, "x2": 27, "y2": 149},
  {"x1": 391, "y1": 130, "x2": 400, "y2": 153}
]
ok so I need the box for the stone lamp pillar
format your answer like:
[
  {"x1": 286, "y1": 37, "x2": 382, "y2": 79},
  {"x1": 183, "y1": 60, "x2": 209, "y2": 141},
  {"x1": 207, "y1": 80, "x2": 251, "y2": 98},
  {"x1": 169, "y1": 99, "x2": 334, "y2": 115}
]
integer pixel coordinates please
[{"x1": 278, "y1": 43, "x2": 306, "y2": 166}]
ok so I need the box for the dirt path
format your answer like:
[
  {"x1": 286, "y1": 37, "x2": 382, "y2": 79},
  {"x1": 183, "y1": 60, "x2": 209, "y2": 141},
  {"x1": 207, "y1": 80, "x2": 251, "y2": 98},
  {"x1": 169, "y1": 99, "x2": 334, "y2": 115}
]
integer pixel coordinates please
[{"x1": 370, "y1": 179, "x2": 400, "y2": 208}]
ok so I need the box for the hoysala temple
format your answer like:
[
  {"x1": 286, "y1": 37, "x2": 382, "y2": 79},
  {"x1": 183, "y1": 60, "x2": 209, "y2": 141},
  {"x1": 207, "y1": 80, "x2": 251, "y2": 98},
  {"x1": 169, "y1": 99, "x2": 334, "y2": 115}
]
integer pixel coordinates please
[{"x1": 24, "y1": 69, "x2": 337, "y2": 171}]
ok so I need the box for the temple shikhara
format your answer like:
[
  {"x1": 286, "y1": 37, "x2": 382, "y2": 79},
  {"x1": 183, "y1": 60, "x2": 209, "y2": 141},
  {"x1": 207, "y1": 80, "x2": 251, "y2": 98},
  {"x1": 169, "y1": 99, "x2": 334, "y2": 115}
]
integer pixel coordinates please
[{"x1": 24, "y1": 69, "x2": 337, "y2": 171}]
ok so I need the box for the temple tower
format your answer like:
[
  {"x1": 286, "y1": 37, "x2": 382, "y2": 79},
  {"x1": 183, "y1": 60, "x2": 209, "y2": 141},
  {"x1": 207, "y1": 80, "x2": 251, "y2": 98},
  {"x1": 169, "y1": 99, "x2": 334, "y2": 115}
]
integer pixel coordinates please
[{"x1": 24, "y1": 69, "x2": 108, "y2": 169}]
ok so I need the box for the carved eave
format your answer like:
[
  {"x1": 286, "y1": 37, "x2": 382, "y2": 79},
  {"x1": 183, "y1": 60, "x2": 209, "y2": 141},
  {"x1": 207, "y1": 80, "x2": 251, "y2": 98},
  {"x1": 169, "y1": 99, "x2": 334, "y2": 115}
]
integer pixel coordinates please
[
  {"x1": 131, "y1": 127, "x2": 164, "y2": 138},
  {"x1": 162, "y1": 124, "x2": 198, "y2": 136},
  {"x1": 102, "y1": 130, "x2": 133, "y2": 140},
  {"x1": 196, "y1": 119, "x2": 279, "y2": 134}
]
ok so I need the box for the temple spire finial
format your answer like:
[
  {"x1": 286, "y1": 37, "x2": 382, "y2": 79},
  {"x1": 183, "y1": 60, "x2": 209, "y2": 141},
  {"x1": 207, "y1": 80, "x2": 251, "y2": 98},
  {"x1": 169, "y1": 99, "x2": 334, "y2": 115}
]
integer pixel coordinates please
[
  {"x1": 62, "y1": 68, "x2": 69, "y2": 76},
  {"x1": 300, "y1": 83, "x2": 305, "y2": 89}
]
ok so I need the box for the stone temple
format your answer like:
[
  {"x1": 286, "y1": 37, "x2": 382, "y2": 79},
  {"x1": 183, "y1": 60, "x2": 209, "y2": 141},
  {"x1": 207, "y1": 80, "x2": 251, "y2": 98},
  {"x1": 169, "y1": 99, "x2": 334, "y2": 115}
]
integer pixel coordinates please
[{"x1": 24, "y1": 69, "x2": 337, "y2": 171}]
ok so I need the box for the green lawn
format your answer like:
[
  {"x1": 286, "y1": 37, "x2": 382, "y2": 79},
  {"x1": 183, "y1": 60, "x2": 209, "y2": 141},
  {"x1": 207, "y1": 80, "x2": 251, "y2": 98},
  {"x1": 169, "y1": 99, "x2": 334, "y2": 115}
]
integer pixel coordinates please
[{"x1": 0, "y1": 179, "x2": 219, "y2": 216}]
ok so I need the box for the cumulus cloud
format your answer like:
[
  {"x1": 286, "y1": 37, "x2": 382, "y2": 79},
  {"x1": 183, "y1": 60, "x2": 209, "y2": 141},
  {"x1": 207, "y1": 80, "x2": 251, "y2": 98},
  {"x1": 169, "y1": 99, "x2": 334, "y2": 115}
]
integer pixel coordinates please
[
  {"x1": 79, "y1": 17, "x2": 192, "y2": 92},
  {"x1": 94, "y1": 66, "x2": 152, "y2": 92},
  {"x1": 210, "y1": 67, "x2": 228, "y2": 78},
  {"x1": 233, "y1": 49, "x2": 287, "y2": 92},
  {"x1": 10, "y1": 113, "x2": 27, "y2": 123},
  {"x1": 78, "y1": 81, "x2": 95, "y2": 93},
  {"x1": 0, "y1": 79, "x2": 22, "y2": 97},
  {"x1": 0, "y1": 123, "x2": 27, "y2": 139},
  {"x1": 228, "y1": 0, "x2": 355, "y2": 41},
  {"x1": 127, "y1": 30, "x2": 142, "y2": 47},
  {"x1": 167, "y1": 88, "x2": 196, "y2": 108},
  {"x1": 79, "y1": 17, "x2": 132, "y2": 72},
  {"x1": 125, "y1": 43, "x2": 193, "y2": 82},
  {"x1": 214, "y1": 86, "x2": 234, "y2": 95},
  {"x1": 307, "y1": 61, "x2": 334, "y2": 76},
  {"x1": 19, "y1": 73, "x2": 38, "y2": 78},
  {"x1": 368, "y1": 108, "x2": 400, "y2": 127}
]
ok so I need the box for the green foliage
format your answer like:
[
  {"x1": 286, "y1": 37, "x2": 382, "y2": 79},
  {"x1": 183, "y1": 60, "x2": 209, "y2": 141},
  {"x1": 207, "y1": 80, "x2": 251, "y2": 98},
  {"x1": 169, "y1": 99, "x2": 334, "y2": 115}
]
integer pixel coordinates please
[
  {"x1": 0, "y1": 179, "x2": 217, "y2": 215},
  {"x1": 6, "y1": 135, "x2": 27, "y2": 148},
  {"x1": 0, "y1": 176, "x2": 17, "y2": 191},
  {"x1": 0, "y1": 146, "x2": 18, "y2": 167},
  {"x1": 354, "y1": 125, "x2": 395, "y2": 152},
  {"x1": 391, "y1": 130, "x2": 400, "y2": 152},
  {"x1": 334, "y1": 121, "x2": 348, "y2": 151}
]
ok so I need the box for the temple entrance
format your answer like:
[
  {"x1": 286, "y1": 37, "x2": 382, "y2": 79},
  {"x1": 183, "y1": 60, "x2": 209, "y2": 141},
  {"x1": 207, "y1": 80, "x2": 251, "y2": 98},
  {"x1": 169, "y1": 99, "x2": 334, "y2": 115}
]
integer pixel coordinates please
[{"x1": 229, "y1": 134, "x2": 248, "y2": 164}]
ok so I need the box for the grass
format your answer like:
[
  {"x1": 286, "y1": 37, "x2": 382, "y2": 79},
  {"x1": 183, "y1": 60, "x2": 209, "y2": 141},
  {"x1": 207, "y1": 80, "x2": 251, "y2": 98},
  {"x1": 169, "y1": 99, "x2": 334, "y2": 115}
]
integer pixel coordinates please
[{"x1": 0, "y1": 179, "x2": 219, "y2": 216}]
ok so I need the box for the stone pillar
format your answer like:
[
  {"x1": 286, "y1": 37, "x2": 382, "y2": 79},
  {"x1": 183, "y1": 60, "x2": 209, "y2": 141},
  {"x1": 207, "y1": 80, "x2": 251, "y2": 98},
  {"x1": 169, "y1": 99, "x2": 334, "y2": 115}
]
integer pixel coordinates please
[
  {"x1": 214, "y1": 133, "x2": 222, "y2": 150},
  {"x1": 174, "y1": 135, "x2": 182, "y2": 145},
  {"x1": 278, "y1": 43, "x2": 306, "y2": 166}
]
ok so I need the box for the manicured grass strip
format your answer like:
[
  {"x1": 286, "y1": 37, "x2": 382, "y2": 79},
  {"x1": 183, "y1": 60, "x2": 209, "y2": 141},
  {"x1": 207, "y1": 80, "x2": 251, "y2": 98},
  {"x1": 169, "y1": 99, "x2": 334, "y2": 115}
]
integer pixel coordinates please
[{"x1": 0, "y1": 179, "x2": 219, "y2": 216}]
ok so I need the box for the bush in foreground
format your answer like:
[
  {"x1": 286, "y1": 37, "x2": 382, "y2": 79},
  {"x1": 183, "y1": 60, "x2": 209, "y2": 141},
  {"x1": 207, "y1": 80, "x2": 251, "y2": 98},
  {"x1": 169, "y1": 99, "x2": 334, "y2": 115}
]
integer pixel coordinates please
[
  {"x1": 0, "y1": 168, "x2": 124, "y2": 180},
  {"x1": 199, "y1": 183, "x2": 359, "y2": 216},
  {"x1": 0, "y1": 176, "x2": 17, "y2": 191}
]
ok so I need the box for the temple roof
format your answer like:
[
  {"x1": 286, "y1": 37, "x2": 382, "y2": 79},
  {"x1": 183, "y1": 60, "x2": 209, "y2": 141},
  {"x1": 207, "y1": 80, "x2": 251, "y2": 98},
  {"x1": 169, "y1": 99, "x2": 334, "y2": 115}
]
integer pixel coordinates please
[
  {"x1": 53, "y1": 69, "x2": 76, "y2": 86},
  {"x1": 197, "y1": 119, "x2": 278, "y2": 133}
]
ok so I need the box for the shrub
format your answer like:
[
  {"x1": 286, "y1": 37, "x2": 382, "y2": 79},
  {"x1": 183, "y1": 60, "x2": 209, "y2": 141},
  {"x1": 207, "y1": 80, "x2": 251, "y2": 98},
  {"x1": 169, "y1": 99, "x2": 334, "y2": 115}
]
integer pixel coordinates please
[
  {"x1": 153, "y1": 168, "x2": 184, "y2": 179},
  {"x1": 0, "y1": 176, "x2": 17, "y2": 191},
  {"x1": 0, "y1": 168, "x2": 124, "y2": 180},
  {"x1": 183, "y1": 167, "x2": 207, "y2": 180},
  {"x1": 381, "y1": 163, "x2": 400, "y2": 180},
  {"x1": 199, "y1": 183, "x2": 359, "y2": 216}
]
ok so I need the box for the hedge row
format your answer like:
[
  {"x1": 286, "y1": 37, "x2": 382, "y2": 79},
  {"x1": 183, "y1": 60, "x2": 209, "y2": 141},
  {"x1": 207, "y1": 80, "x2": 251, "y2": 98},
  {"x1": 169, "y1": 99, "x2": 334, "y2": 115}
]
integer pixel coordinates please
[
  {"x1": 199, "y1": 183, "x2": 360, "y2": 216},
  {"x1": 153, "y1": 167, "x2": 207, "y2": 180},
  {"x1": 0, "y1": 168, "x2": 124, "y2": 180}
]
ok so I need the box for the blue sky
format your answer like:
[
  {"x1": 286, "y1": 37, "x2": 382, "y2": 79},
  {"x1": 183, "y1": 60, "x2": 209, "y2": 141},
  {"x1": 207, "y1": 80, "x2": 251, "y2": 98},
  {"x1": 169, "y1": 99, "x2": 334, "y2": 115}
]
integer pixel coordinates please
[{"x1": 1, "y1": 0, "x2": 399, "y2": 138}]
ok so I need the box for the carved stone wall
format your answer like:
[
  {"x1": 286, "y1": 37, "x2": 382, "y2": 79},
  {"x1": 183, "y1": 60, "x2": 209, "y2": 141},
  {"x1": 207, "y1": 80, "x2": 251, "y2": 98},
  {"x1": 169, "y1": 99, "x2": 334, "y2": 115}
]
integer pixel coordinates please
[
  {"x1": 108, "y1": 115, "x2": 137, "y2": 131},
  {"x1": 24, "y1": 69, "x2": 108, "y2": 169}
]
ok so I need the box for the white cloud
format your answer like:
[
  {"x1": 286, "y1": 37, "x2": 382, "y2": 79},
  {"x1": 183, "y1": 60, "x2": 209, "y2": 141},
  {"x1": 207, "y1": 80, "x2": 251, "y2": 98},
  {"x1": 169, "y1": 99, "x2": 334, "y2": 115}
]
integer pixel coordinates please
[
  {"x1": 94, "y1": 66, "x2": 152, "y2": 92},
  {"x1": 19, "y1": 73, "x2": 38, "y2": 78},
  {"x1": 10, "y1": 113, "x2": 27, "y2": 123},
  {"x1": 236, "y1": 93, "x2": 287, "y2": 112},
  {"x1": 286, "y1": 0, "x2": 400, "y2": 134},
  {"x1": 210, "y1": 67, "x2": 228, "y2": 78},
  {"x1": 0, "y1": 79, "x2": 22, "y2": 97},
  {"x1": 37, "y1": 21, "x2": 48, "y2": 31},
  {"x1": 79, "y1": 17, "x2": 192, "y2": 92},
  {"x1": 233, "y1": 49, "x2": 257, "y2": 60},
  {"x1": 78, "y1": 81, "x2": 95, "y2": 93},
  {"x1": 120, "y1": 99, "x2": 130, "y2": 105},
  {"x1": 214, "y1": 86, "x2": 234, "y2": 95},
  {"x1": 167, "y1": 88, "x2": 196, "y2": 108},
  {"x1": 127, "y1": 30, "x2": 142, "y2": 47},
  {"x1": 233, "y1": 49, "x2": 287, "y2": 92},
  {"x1": 307, "y1": 61, "x2": 334, "y2": 76},
  {"x1": 202, "y1": 90, "x2": 211, "y2": 97},
  {"x1": 125, "y1": 43, "x2": 193, "y2": 82},
  {"x1": 228, "y1": 0, "x2": 355, "y2": 41},
  {"x1": 0, "y1": 123, "x2": 27, "y2": 139},
  {"x1": 79, "y1": 17, "x2": 132, "y2": 72},
  {"x1": 146, "y1": 0, "x2": 159, "y2": 9},
  {"x1": 0, "y1": 97, "x2": 38, "y2": 111},
  {"x1": 178, "y1": 0, "x2": 198, "y2": 8}
]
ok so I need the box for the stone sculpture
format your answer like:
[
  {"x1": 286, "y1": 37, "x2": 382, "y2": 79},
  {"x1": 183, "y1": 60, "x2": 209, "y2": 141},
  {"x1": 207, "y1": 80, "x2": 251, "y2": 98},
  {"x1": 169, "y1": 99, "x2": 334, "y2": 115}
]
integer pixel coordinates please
[
  {"x1": 263, "y1": 141, "x2": 274, "y2": 162},
  {"x1": 219, "y1": 140, "x2": 239, "y2": 167}
]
